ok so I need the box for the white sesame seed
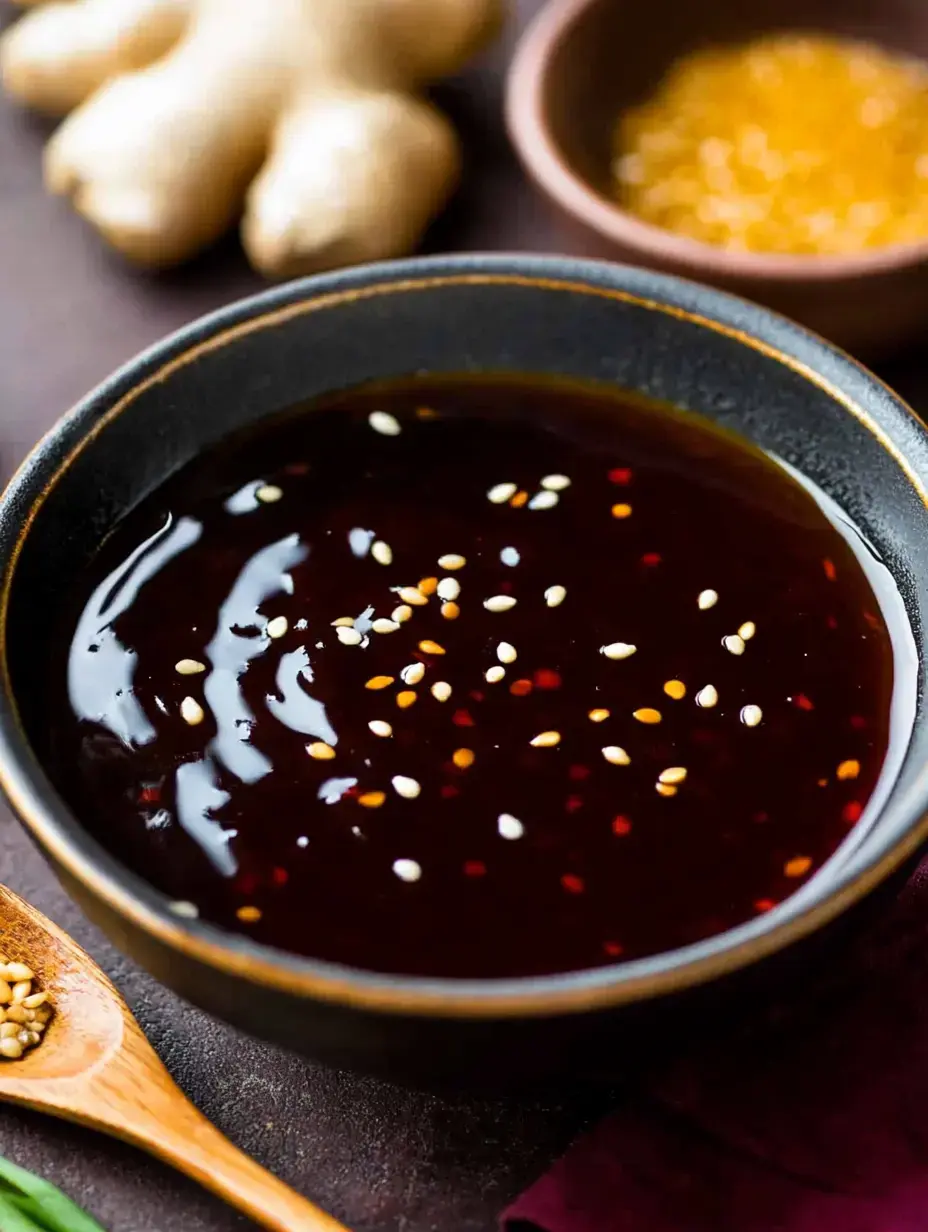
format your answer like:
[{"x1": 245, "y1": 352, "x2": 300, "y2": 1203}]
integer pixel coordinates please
[
  {"x1": 602, "y1": 746, "x2": 630, "y2": 765},
  {"x1": 371, "y1": 619, "x2": 400, "y2": 634},
  {"x1": 498, "y1": 813, "x2": 525, "y2": 839},
  {"x1": 297, "y1": 836, "x2": 309, "y2": 848},
  {"x1": 255, "y1": 483, "x2": 283, "y2": 503},
  {"x1": 331, "y1": 616, "x2": 355, "y2": 627},
  {"x1": 170, "y1": 900, "x2": 199, "y2": 918},
  {"x1": 371, "y1": 540, "x2": 393, "y2": 566},
  {"x1": 530, "y1": 730, "x2": 561, "y2": 748},
  {"x1": 696, "y1": 684, "x2": 719, "y2": 708},
  {"x1": 541, "y1": 474, "x2": 571, "y2": 491},
  {"x1": 431, "y1": 681, "x2": 452, "y2": 702},
  {"x1": 180, "y1": 697, "x2": 204, "y2": 726},
  {"x1": 398, "y1": 587, "x2": 429, "y2": 606},
  {"x1": 401, "y1": 662, "x2": 425, "y2": 685},
  {"x1": 497, "y1": 641, "x2": 517, "y2": 664},
  {"x1": 723, "y1": 634, "x2": 745, "y2": 656},
  {"x1": 500, "y1": 546, "x2": 520, "y2": 567},
  {"x1": 307, "y1": 741, "x2": 336, "y2": 760},
  {"x1": 484, "y1": 594, "x2": 517, "y2": 613},
  {"x1": 393, "y1": 858, "x2": 421, "y2": 882},
  {"x1": 266, "y1": 616, "x2": 288, "y2": 639},
  {"x1": 437, "y1": 553, "x2": 466, "y2": 570},
  {"x1": 369, "y1": 720, "x2": 393, "y2": 738},
  {"x1": 738, "y1": 621, "x2": 756, "y2": 641},
  {"x1": 437, "y1": 577, "x2": 460, "y2": 601},
  {"x1": 528, "y1": 490, "x2": 559, "y2": 510},
  {"x1": 658, "y1": 766, "x2": 687, "y2": 784},
  {"x1": 601, "y1": 642, "x2": 637, "y2": 660},
  {"x1": 336, "y1": 626, "x2": 363, "y2": 646},
  {"x1": 392, "y1": 605, "x2": 413, "y2": 623},
  {"x1": 488, "y1": 482, "x2": 517, "y2": 504},
  {"x1": 392, "y1": 775, "x2": 421, "y2": 799},
  {"x1": 544, "y1": 585, "x2": 566, "y2": 607},
  {"x1": 741, "y1": 704, "x2": 763, "y2": 727},
  {"x1": 588, "y1": 708, "x2": 610, "y2": 722},
  {"x1": 175, "y1": 658, "x2": 206, "y2": 675},
  {"x1": 485, "y1": 666, "x2": 506, "y2": 683},
  {"x1": 698, "y1": 589, "x2": 719, "y2": 610},
  {"x1": 369, "y1": 410, "x2": 401, "y2": 436}
]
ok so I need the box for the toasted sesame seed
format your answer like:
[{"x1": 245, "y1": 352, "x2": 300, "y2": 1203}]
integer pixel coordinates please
[
  {"x1": 392, "y1": 605, "x2": 413, "y2": 623},
  {"x1": 498, "y1": 813, "x2": 525, "y2": 839},
  {"x1": 656, "y1": 783, "x2": 678, "y2": 798},
  {"x1": 438, "y1": 553, "x2": 466, "y2": 570},
  {"x1": 738, "y1": 621, "x2": 756, "y2": 640},
  {"x1": 633, "y1": 708, "x2": 662, "y2": 724},
  {"x1": 698, "y1": 589, "x2": 719, "y2": 610},
  {"x1": 401, "y1": 662, "x2": 425, "y2": 685},
  {"x1": 371, "y1": 540, "x2": 393, "y2": 566},
  {"x1": 484, "y1": 595, "x2": 517, "y2": 613},
  {"x1": 741, "y1": 705, "x2": 763, "y2": 727},
  {"x1": 659, "y1": 766, "x2": 687, "y2": 784},
  {"x1": 488, "y1": 482, "x2": 517, "y2": 504},
  {"x1": 541, "y1": 474, "x2": 571, "y2": 491},
  {"x1": 392, "y1": 775, "x2": 421, "y2": 799},
  {"x1": 369, "y1": 720, "x2": 393, "y2": 738},
  {"x1": 611, "y1": 503, "x2": 632, "y2": 519},
  {"x1": 372, "y1": 618, "x2": 400, "y2": 634},
  {"x1": 530, "y1": 731, "x2": 561, "y2": 748},
  {"x1": 510, "y1": 490, "x2": 530, "y2": 507},
  {"x1": 784, "y1": 856, "x2": 812, "y2": 877},
  {"x1": 486, "y1": 666, "x2": 506, "y2": 683},
  {"x1": 396, "y1": 691, "x2": 417, "y2": 709},
  {"x1": 431, "y1": 681, "x2": 452, "y2": 702},
  {"x1": 331, "y1": 616, "x2": 355, "y2": 627},
  {"x1": 696, "y1": 684, "x2": 718, "y2": 708},
  {"x1": 837, "y1": 759, "x2": 861, "y2": 780},
  {"x1": 500, "y1": 547, "x2": 520, "y2": 567},
  {"x1": 180, "y1": 697, "x2": 204, "y2": 726},
  {"x1": 545, "y1": 585, "x2": 566, "y2": 607},
  {"x1": 602, "y1": 746, "x2": 630, "y2": 765},
  {"x1": 723, "y1": 634, "x2": 745, "y2": 656},
  {"x1": 442, "y1": 602, "x2": 461, "y2": 620},
  {"x1": 170, "y1": 901, "x2": 199, "y2": 918},
  {"x1": 237, "y1": 905, "x2": 262, "y2": 923},
  {"x1": 453, "y1": 748, "x2": 475, "y2": 768},
  {"x1": 497, "y1": 641, "x2": 517, "y2": 664},
  {"x1": 255, "y1": 483, "x2": 283, "y2": 503},
  {"x1": 369, "y1": 410, "x2": 401, "y2": 436},
  {"x1": 393, "y1": 858, "x2": 421, "y2": 882},
  {"x1": 306, "y1": 742, "x2": 336, "y2": 760},
  {"x1": 437, "y1": 577, "x2": 460, "y2": 601},
  {"x1": 175, "y1": 658, "x2": 206, "y2": 675},
  {"x1": 398, "y1": 587, "x2": 429, "y2": 606},
  {"x1": 366, "y1": 675, "x2": 395, "y2": 690},
  {"x1": 418, "y1": 639, "x2": 446, "y2": 655},
  {"x1": 664, "y1": 679, "x2": 686, "y2": 700},
  {"x1": 358, "y1": 791, "x2": 386, "y2": 808},
  {"x1": 588, "y1": 708, "x2": 610, "y2": 722},
  {"x1": 336, "y1": 625, "x2": 363, "y2": 646},
  {"x1": 601, "y1": 642, "x2": 636, "y2": 660},
  {"x1": 418, "y1": 578, "x2": 438, "y2": 597},
  {"x1": 528, "y1": 490, "x2": 559, "y2": 511},
  {"x1": 266, "y1": 616, "x2": 288, "y2": 639}
]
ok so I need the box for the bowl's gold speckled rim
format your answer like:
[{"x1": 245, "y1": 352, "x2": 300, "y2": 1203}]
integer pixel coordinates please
[{"x1": 2, "y1": 267, "x2": 928, "y2": 1020}]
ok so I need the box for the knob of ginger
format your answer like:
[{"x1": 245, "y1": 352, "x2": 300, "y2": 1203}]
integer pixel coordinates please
[{"x1": 0, "y1": 0, "x2": 502, "y2": 276}]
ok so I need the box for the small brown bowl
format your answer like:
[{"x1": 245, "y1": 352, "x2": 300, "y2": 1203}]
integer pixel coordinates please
[{"x1": 506, "y1": 0, "x2": 928, "y2": 352}]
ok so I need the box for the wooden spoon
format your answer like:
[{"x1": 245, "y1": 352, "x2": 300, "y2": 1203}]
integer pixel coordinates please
[{"x1": 0, "y1": 884, "x2": 350, "y2": 1232}]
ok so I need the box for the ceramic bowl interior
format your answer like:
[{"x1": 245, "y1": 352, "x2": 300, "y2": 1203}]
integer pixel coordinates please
[{"x1": 1, "y1": 256, "x2": 928, "y2": 1043}]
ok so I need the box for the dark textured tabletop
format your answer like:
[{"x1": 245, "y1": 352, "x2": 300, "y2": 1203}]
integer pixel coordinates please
[{"x1": 1, "y1": 3, "x2": 927, "y2": 1229}]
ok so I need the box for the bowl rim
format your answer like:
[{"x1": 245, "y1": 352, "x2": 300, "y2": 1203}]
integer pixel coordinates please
[
  {"x1": 505, "y1": 0, "x2": 928, "y2": 282},
  {"x1": 1, "y1": 251, "x2": 928, "y2": 1020}
]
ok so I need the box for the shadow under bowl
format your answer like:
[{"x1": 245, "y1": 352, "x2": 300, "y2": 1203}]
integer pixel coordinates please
[
  {"x1": 1, "y1": 255, "x2": 928, "y2": 1085},
  {"x1": 506, "y1": 0, "x2": 928, "y2": 353}
]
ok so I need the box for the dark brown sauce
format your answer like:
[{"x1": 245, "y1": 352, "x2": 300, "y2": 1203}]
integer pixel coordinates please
[{"x1": 42, "y1": 376, "x2": 914, "y2": 979}]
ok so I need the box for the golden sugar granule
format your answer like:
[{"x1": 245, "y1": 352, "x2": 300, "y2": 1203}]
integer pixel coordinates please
[
  {"x1": 365, "y1": 675, "x2": 395, "y2": 690},
  {"x1": 655, "y1": 783, "x2": 677, "y2": 798},
  {"x1": 396, "y1": 691, "x2": 417, "y2": 709},
  {"x1": 658, "y1": 766, "x2": 687, "y2": 785},
  {"x1": 663, "y1": 679, "x2": 686, "y2": 700},
  {"x1": 398, "y1": 587, "x2": 428, "y2": 606},
  {"x1": 633, "y1": 707, "x2": 662, "y2": 724},
  {"x1": 589, "y1": 708, "x2": 611, "y2": 722},
  {"x1": 530, "y1": 731, "x2": 561, "y2": 748},
  {"x1": 306, "y1": 742, "x2": 336, "y2": 760},
  {"x1": 784, "y1": 856, "x2": 813, "y2": 878},
  {"x1": 441, "y1": 601, "x2": 461, "y2": 620},
  {"x1": 236, "y1": 906, "x2": 262, "y2": 923},
  {"x1": 837, "y1": 759, "x2": 861, "y2": 780},
  {"x1": 418, "y1": 639, "x2": 446, "y2": 655},
  {"x1": 611, "y1": 503, "x2": 633, "y2": 519},
  {"x1": 418, "y1": 576, "x2": 438, "y2": 596},
  {"x1": 510, "y1": 490, "x2": 529, "y2": 508},
  {"x1": 453, "y1": 748, "x2": 475, "y2": 769},
  {"x1": 358, "y1": 791, "x2": 387, "y2": 809}
]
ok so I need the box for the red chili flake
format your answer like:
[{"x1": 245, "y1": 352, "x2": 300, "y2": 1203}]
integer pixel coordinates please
[
  {"x1": 565, "y1": 795, "x2": 584, "y2": 813},
  {"x1": 561, "y1": 874, "x2": 585, "y2": 894},
  {"x1": 754, "y1": 898, "x2": 777, "y2": 913},
  {"x1": 469, "y1": 690, "x2": 485, "y2": 703},
  {"x1": 752, "y1": 811, "x2": 769, "y2": 824},
  {"x1": 843, "y1": 800, "x2": 863, "y2": 824},
  {"x1": 793, "y1": 693, "x2": 814, "y2": 711},
  {"x1": 441, "y1": 784, "x2": 459, "y2": 799},
  {"x1": 343, "y1": 783, "x2": 359, "y2": 798},
  {"x1": 453, "y1": 708, "x2": 475, "y2": 727},
  {"x1": 510, "y1": 679, "x2": 533, "y2": 697},
  {"x1": 823, "y1": 558, "x2": 837, "y2": 581},
  {"x1": 609, "y1": 467, "x2": 632, "y2": 484},
  {"x1": 271, "y1": 867, "x2": 289, "y2": 886},
  {"x1": 569, "y1": 764, "x2": 590, "y2": 781},
  {"x1": 284, "y1": 462, "x2": 309, "y2": 475},
  {"x1": 640, "y1": 552, "x2": 661, "y2": 567},
  {"x1": 863, "y1": 611, "x2": 881, "y2": 630},
  {"x1": 498, "y1": 580, "x2": 514, "y2": 593},
  {"x1": 817, "y1": 778, "x2": 829, "y2": 788},
  {"x1": 236, "y1": 873, "x2": 259, "y2": 895},
  {"x1": 826, "y1": 615, "x2": 838, "y2": 630},
  {"x1": 612, "y1": 815, "x2": 632, "y2": 836},
  {"x1": 850, "y1": 715, "x2": 867, "y2": 730},
  {"x1": 138, "y1": 785, "x2": 161, "y2": 805},
  {"x1": 464, "y1": 860, "x2": 486, "y2": 878},
  {"x1": 534, "y1": 668, "x2": 562, "y2": 690},
  {"x1": 603, "y1": 941, "x2": 624, "y2": 958}
]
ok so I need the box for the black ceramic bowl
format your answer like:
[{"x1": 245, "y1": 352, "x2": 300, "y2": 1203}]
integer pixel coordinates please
[{"x1": 1, "y1": 255, "x2": 927, "y2": 1085}]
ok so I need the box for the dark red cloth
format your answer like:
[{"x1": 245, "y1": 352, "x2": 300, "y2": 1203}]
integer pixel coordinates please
[{"x1": 503, "y1": 859, "x2": 928, "y2": 1231}]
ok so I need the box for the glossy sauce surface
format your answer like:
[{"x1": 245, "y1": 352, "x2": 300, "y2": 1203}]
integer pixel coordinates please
[{"x1": 44, "y1": 377, "x2": 910, "y2": 978}]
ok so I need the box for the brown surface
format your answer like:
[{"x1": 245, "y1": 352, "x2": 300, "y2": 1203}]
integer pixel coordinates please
[{"x1": 0, "y1": 1, "x2": 925, "y2": 1229}]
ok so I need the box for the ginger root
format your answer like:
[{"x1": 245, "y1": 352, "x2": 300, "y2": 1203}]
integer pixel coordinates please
[{"x1": 0, "y1": 0, "x2": 501, "y2": 275}]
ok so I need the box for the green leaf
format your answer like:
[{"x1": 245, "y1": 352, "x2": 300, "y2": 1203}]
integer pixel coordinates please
[{"x1": 0, "y1": 1155, "x2": 106, "y2": 1232}]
